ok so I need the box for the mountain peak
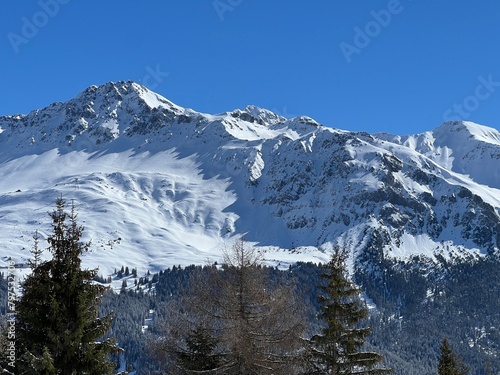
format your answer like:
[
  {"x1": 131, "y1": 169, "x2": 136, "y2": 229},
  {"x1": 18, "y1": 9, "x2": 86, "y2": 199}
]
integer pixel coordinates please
[
  {"x1": 226, "y1": 105, "x2": 286, "y2": 126},
  {"x1": 0, "y1": 81, "x2": 198, "y2": 155},
  {"x1": 75, "y1": 80, "x2": 183, "y2": 112},
  {"x1": 436, "y1": 120, "x2": 500, "y2": 145},
  {"x1": 2, "y1": 81, "x2": 500, "y2": 278}
]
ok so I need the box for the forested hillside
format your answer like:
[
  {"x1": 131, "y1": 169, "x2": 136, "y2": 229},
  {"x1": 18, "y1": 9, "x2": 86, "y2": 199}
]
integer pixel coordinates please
[
  {"x1": 92, "y1": 254, "x2": 500, "y2": 374},
  {"x1": 1, "y1": 251, "x2": 499, "y2": 373}
]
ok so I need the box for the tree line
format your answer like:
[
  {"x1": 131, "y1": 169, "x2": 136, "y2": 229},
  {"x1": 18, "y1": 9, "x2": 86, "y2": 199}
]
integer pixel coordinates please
[{"x1": 0, "y1": 199, "x2": 496, "y2": 374}]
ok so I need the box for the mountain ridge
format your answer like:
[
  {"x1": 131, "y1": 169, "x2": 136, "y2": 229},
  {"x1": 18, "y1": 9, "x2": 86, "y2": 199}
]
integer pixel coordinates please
[{"x1": 1, "y1": 81, "x2": 500, "y2": 278}]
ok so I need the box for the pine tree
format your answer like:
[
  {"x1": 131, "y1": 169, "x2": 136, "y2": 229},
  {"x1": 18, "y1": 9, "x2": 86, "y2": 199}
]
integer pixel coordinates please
[
  {"x1": 437, "y1": 338, "x2": 469, "y2": 375},
  {"x1": 16, "y1": 198, "x2": 119, "y2": 374},
  {"x1": 307, "y1": 247, "x2": 392, "y2": 374},
  {"x1": 177, "y1": 326, "x2": 222, "y2": 372}
]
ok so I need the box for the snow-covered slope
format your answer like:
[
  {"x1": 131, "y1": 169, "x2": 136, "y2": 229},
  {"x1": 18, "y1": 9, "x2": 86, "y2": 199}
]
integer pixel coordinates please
[
  {"x1": 1, "y1": 81, "x2": 500, "y2": 278},
  {"x1": 378, "y1": 121, "x2": 500, "y2": 189}
]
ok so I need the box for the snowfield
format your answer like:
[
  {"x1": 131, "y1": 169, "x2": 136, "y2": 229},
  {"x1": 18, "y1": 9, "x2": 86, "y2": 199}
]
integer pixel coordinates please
[{"x1": 1, "y1": 81, "x2": 500, "y2": 280}]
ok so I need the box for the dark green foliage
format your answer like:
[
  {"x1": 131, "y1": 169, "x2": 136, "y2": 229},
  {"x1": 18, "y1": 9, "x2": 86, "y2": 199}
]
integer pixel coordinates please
[
  {"x1": 177, "y1": 327, "x2": 222, "y2": 372},
  {"x1": 80, "y1": 257, "x2": 500, "y2": 374},
  {"x1": 307, "y1": 247, "x2": 392, "y2": 374},
  {"x1": 355, "y1": 246, "x2": 500, "y2": 375},
  {"x1": 438, "y1": 338, "x2": 469, "y2": 375},
  {"x1": 0, "y1": 273, "x2": 7, "y2": 316},
  {"x1": 69, "y1": 253, "x2": 500, "y2": 374},
  {"x1": 99, "y1": 290, "x2": 156, "y2": 372},
  {"x1": 16, "y1": 198, "x2": 118, "y2": 374}
]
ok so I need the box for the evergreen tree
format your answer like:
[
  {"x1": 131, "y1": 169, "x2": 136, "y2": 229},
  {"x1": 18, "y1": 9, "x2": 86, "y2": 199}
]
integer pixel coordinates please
[
  {"x1": 437, "y1": 338, "x2": 469, "y2": 375},
  {"x1": 177, "y1": 326, "x2": 222, "y2": 372},
  {"x1": 16, "y1": 198, "x2": 119, "y2": 374},
  {"x1": 307, "y1": 247, "x2": 392, "y2": 374}
]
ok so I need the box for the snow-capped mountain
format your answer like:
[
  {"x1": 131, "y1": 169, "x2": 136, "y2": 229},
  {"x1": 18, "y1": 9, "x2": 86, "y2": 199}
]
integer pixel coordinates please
[{"x1": 1, "y1": 81, "x2": 500, "y2": 277}]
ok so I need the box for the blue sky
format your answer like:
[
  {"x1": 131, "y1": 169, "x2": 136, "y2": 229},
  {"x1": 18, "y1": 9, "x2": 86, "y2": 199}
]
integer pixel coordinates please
[{"x1": 1, "y1": 0, "x2": 499, "y2": 135}]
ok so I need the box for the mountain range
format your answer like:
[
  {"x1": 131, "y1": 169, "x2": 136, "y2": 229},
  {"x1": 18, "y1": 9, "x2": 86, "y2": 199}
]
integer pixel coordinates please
[{"x1": 1, "y1": 81, "x2": 500, "y2": 278}]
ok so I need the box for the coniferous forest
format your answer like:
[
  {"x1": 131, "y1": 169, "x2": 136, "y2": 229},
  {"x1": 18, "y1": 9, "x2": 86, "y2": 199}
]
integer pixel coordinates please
[{"x1": 1, "y1": 200, "x2": 500, "y2": 374}]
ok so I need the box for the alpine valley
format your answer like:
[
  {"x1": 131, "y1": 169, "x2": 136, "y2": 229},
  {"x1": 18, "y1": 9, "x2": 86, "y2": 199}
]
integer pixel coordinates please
[{"x1": 1, "y1": 81, "x2": 500, "y2": 373}]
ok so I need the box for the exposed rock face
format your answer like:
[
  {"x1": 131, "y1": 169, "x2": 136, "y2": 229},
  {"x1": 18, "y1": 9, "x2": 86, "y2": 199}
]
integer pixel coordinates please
[{"x1": 1, "y1": 81, "x2": 500, "y2": 275}]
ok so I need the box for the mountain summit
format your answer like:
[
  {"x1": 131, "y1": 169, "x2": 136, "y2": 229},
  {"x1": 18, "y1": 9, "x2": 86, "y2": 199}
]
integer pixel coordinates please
[{"x1": 1, "y1": 81, "x2": 500, "y2": 275}]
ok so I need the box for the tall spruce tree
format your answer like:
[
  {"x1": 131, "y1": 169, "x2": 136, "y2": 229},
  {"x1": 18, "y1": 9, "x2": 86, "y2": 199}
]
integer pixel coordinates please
[
  {"x1": 307, "y1": 247, "x2": 392, "y2": 374},
  {"x1": 16, "y1": 198, "x2": 118, "y2": 374},
  {"x1": 437, "y1": 338, "x2": 469, "y2": 375}
]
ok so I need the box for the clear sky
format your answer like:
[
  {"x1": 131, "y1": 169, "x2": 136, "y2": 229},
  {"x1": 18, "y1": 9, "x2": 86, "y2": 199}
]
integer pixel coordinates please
[{"x1": 1, "y1": 0, "x2": 499, "y2": 135}]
